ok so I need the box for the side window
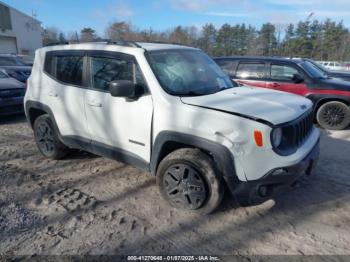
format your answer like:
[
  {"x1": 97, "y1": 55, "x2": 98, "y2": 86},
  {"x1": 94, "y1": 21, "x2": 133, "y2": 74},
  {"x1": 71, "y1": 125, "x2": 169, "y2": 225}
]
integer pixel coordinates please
[
  {"x1": 56, "y1": 55, "x2": 83, "y2": 86},
  {"x1": 91, "y1": 56, "x2": 146, "y2": 92},
  {"x1": 44, "y1": 52, "x2": 53, "y2": 76},
  {"x1": 236, "y1": 62, "x2": 265, "y2": 79},
  {"x1": 270, "y1": 64, "x2": 299, "y2": 81},
  {"x1": 216, "y1": 59, "x2": 237, "y2": 76}
]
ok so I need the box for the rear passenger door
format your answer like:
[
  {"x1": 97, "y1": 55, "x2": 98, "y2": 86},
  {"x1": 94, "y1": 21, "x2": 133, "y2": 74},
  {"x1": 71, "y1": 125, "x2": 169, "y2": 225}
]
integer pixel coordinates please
[
  {"x1": 84, "y1": 51, "x2": 153, "y2": 164},
  {"x1": 43, "y1": 51, "x2": 89, "y2": 140},
  {"x1": 267, "y1": 63, "x2": 309, "y2": 96},
  {"x1": 234, "y1": 61, "x2": 267, "y2": 88}
]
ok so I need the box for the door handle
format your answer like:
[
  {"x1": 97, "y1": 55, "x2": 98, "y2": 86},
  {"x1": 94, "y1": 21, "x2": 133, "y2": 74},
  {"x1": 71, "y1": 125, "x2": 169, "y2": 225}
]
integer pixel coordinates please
[
  {"x1": 88, "y1": 100, "x2": 102, "y2": 107},
  {"x1": 269, "y1": 83, "x2": 280, "y2": 88}
]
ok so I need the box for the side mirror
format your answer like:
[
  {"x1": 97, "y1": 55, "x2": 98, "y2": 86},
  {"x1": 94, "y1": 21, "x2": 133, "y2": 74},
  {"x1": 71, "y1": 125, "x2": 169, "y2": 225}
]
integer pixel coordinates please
[
  {"x1": 292, "y1": 74, "x2": 304, "y2": 83},
  {"x1": 109, "y1": 80, "x2": 135, "y2": 98}
]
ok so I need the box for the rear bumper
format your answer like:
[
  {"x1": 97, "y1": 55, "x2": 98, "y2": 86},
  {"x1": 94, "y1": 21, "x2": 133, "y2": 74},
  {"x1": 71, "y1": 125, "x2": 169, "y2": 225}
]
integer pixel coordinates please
[
  {"x1": 0, "y1": 97, "x2": 24, "y2": 116},
  {"x1": 224, "y1": 138, "x2": 320, "y2": 205}
]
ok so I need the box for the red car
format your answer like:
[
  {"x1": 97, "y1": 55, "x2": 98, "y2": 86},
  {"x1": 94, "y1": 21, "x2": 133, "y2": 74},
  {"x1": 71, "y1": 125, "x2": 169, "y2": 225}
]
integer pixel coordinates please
[{"x1": 214, "y1": 56, "x2": 350, "y2": 130}]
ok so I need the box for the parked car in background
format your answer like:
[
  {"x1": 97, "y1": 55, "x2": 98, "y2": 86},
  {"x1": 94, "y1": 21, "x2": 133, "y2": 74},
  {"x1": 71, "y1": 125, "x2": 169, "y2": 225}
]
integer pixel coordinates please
[
  {"x1": 297, "y1": 58, "x2": 350, "y2": 82},
  {"x1": 0, "y1": 69, "x2": 26, "y2": 116},
  {"x1": 24, "y1": 42, "x2": 320, "y2": 213},
  {"x1": 319, "y1": 61, "x2": 348, "y2": 71},
  {"x1": 17, "y1": 54, "x2": 34, "y2": 66},
  {"x1": 214, "y1": 56, "x2": 350, "y2": 130},
  {"x1": 0, "y1": 54, "x2": 32, "y2": 83}
]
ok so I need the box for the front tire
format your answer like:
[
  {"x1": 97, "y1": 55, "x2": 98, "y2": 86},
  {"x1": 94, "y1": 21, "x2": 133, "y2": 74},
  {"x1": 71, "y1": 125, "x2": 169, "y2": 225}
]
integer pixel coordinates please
[
  {"x1": 316, "y1": 101, "x2": 350, "y2": 130},
  {"x1": 33, "y1": 114, "x2": 69, "y2": 159},
  {"x1": 156, "y1": 148, "x2": 224, "y2": 214}
]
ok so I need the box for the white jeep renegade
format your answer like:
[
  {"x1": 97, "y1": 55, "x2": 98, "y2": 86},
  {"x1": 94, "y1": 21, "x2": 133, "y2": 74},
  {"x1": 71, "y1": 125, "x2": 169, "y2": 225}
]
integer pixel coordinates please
[{"x1": 25, "y1": 41, "x2": 320, "y2": 214}]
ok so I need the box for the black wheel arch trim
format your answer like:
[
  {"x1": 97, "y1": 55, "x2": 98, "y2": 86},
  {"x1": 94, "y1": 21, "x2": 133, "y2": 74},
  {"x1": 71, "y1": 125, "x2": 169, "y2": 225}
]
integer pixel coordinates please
[
  {"x1": 306, "y1": 94, "x2": 350, "y2": 112},
  {"x1": 150, "y1": 131, "x2": 238, "y2": 180},
  {"x1": 25, "y1": 100, "x2": 58, "y2": 128}
]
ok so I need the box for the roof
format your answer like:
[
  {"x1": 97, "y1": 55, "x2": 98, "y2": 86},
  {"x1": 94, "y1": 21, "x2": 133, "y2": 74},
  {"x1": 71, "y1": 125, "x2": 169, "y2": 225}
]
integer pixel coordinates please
[
  {"x1": 41, "y1": 41, "x2": 198, "y2": 53},
  {"x1": 213, "y1": 55, "x2": 305, "y2": 64}
]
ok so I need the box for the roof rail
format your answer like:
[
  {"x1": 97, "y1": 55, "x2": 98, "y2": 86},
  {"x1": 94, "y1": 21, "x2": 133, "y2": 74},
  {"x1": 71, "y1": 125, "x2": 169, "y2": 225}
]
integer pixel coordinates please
[
  {"x1": 137, "y1": 40, "x2": 191, "y2": 47},
  {"x1": 45, "y1": 42, "x2": 70, "y2": 46},
  {"x1": 106, "y1": 40, "x2": 142, "y2": 48}
]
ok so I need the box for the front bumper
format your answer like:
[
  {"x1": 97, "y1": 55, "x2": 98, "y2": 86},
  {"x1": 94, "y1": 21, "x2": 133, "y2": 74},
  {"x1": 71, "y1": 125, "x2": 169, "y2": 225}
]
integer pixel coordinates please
[
  {"x1": 224, "y1": 138, "x2": 320, "y2": 205},
  {"x1": 0, "y1": 96, "x2": 24, "y2": 116}
]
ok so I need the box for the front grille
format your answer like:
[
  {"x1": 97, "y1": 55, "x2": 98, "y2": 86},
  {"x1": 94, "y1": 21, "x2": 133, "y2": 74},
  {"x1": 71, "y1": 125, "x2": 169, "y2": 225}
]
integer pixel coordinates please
[
  {"x1": 0, "y1": 88, "x2": 26, "y2": 98},
  {"x1": 275, "y1": 110, "x2": 314, "y2": 155},
  {"x1": 293, "y1": 111, "x2": 314, "y2": 147}
]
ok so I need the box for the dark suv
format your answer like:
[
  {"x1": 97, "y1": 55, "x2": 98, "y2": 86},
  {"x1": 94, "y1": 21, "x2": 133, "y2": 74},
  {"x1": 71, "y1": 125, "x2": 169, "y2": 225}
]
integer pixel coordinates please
[
  {"x1": 0, "y1": 54, "x2": 32, "y2": 83},
  {"x1": 214, "y1": 56, "x2": 350, "y2": 130}
]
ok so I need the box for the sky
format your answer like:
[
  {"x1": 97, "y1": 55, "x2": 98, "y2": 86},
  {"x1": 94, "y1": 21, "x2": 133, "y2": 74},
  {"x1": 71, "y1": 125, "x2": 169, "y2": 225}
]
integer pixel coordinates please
[{"x1": 3, "y1": 0, "x2": 350, "y2": 36}]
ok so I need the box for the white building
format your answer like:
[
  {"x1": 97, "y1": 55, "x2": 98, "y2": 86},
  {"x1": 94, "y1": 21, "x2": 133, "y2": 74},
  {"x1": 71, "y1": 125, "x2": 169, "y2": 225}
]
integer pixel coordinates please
[{"x1": 0, "y1": 1, "x2": 42, "y2": 56}]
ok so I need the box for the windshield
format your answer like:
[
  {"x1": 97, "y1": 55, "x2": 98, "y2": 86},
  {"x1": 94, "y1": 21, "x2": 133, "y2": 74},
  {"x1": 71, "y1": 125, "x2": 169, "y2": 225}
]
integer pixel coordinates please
[
  {"x1": 301, "y1": 61, "x2": 328, "y2": 79},
  {"x1": 0, "y1": 71, "x2": 8, "y2": 78},
  {"x1": 147, "y1": 49, "x2": 236, "y2": 96},
  {"x1": 308, "y1": 60, "x2": 329, "y2": 73},
  {"x1": 0, "y1": 56, "x2": 26, "y2": 66}
]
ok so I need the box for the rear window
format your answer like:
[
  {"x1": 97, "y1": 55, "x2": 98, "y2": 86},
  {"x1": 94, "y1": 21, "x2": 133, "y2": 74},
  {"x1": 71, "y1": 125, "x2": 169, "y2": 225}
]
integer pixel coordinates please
[
  {"x1": 236, "y1": 62, "x2": 265, "y2": 79},
  {"x1": 44, "y1": 53, "x2": 53, "y2": 75},
  {"x1": 44, "y1": 52, "x2": 83, "y2": 86},
  {"x1": 56, "y1": 56, "x2": 83, "y2": 86}
]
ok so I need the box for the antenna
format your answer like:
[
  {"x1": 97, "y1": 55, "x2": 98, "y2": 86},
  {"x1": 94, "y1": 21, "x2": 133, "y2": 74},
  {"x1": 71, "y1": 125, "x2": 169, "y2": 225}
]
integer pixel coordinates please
[{"x1": 31, "y1": 9, "x2": 38, "y2": 30}]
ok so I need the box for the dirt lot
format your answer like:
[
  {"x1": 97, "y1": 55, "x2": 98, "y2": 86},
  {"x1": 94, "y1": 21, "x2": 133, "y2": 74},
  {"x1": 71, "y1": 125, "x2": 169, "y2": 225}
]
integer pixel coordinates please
[{"x1": 0, "y1": 115, "x2": 349, "y2": 256}]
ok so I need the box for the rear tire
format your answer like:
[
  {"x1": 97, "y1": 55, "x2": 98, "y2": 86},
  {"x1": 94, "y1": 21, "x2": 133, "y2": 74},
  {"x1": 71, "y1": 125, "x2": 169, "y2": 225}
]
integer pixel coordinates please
[
  {"x1": 33, "y1": 114, "x2": 69, "y2": 159},
  {"x1": 316, "y1": 101, "x2": 350, "y2": 130},
  {"x1": 156, "y1": 148, "x2": 224, "y2": 215}
]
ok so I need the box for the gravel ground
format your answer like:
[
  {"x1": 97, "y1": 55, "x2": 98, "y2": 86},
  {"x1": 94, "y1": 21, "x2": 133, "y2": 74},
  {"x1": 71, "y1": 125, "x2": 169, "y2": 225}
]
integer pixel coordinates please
[{"x1": 0, "y1": 114, "x2": 349, "y2": 256}]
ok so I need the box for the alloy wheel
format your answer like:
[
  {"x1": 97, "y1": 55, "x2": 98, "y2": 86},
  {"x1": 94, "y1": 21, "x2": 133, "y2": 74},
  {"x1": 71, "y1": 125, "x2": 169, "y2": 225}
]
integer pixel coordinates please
[
  {"x1": 163, "y1": 164, "x2": 207, "y2": 210},
  {"x1": 322, "y1": 104, "x2": 346, "y2": 127},
  {"x1": 36, "y1": 122, "x2": 55, "y2": 155}
]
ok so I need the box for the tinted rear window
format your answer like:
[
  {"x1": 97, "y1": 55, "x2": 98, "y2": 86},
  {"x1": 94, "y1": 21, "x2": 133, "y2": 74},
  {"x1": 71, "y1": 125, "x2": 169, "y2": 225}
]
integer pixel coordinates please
[
  {"x1": 44, "y1": 53, "x2": 53, "y2": 75},
  {"x1": 44, "y1": 52, "x2": 84, "y2": 86},
  {"x1": 56, "y1": 56, "x2": 83, "y2": 86}
]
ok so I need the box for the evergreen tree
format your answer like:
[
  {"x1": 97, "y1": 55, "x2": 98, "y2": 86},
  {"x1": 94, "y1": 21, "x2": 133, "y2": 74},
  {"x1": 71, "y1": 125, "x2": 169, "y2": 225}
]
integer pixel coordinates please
[{"x1": 258, "y1": 23, "x2": 277, "y2": 56}]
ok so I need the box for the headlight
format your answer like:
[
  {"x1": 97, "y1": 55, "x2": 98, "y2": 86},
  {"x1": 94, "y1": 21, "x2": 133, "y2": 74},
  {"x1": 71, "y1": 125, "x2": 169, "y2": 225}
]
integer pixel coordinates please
[{"x1": 271, "y1": 128, "x2": 282, "y2": 148}]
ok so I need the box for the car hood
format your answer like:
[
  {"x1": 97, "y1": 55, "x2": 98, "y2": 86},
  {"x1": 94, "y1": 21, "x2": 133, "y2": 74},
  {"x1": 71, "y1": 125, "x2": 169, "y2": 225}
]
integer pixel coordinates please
[
  {"x1": 316, "y1": 78, "x2": 350, "y2": 90},
  {"x1": 180, "y1": 86, "x2": 313, "y2": 125},
  {"x1": 0, "y1": 77, "x2": 25, "y2": 90}
]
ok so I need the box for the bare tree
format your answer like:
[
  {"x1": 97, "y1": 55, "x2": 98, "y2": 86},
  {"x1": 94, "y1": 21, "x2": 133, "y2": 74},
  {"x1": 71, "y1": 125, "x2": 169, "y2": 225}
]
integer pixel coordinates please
[{"x1": 42, "y1": 26, "x2": 60, "y2": 46}]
